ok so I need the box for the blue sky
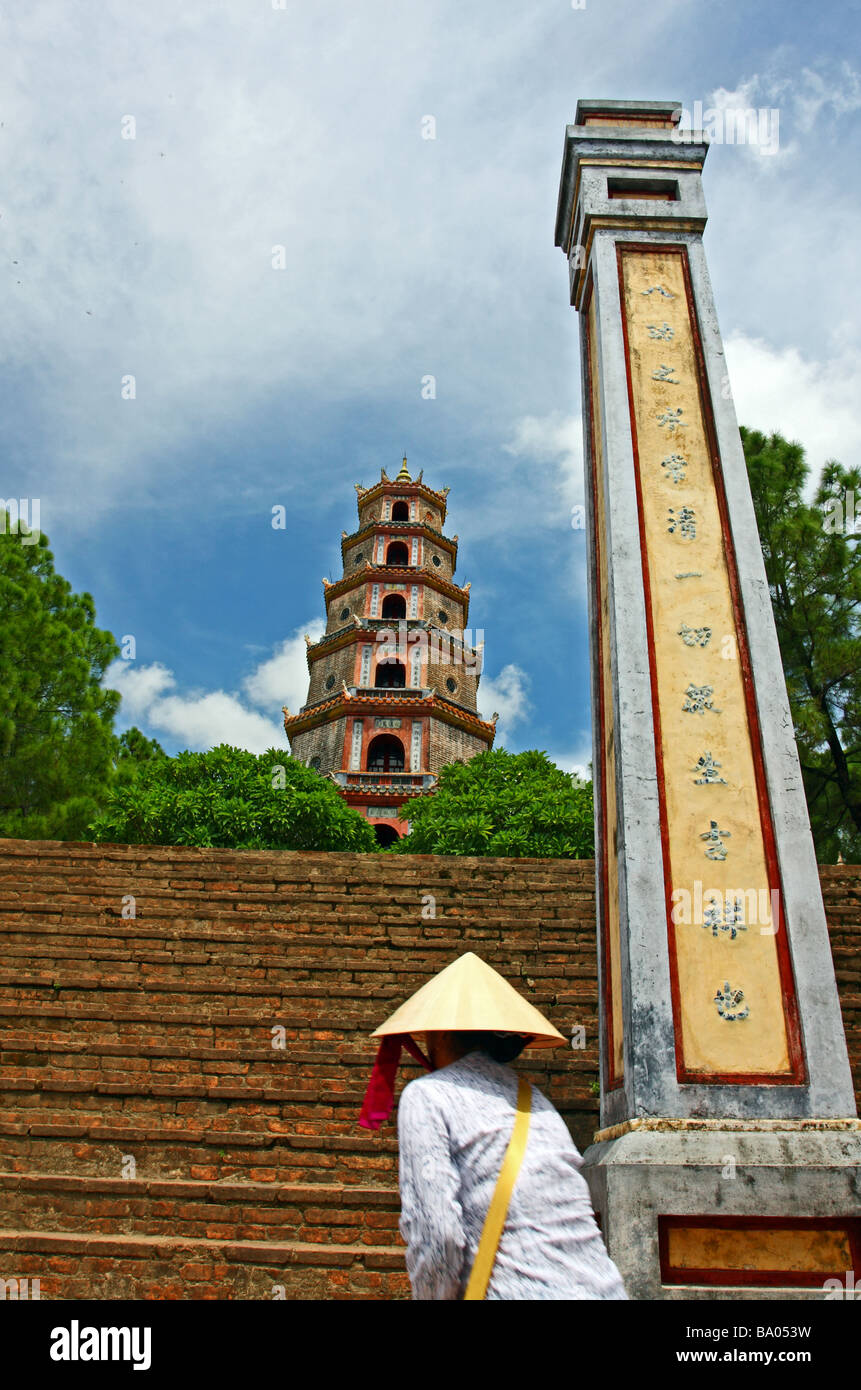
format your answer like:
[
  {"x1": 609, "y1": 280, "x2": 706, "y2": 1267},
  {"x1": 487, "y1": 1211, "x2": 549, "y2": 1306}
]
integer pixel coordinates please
[{"x1": 3, "y1": 0, "x2": 861, "y2": 774}]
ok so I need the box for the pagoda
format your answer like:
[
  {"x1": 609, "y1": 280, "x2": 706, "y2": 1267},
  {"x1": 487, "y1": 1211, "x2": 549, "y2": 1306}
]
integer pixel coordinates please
[{"x1": 283, "y1": 457, "x2": 496, "y2": 844}]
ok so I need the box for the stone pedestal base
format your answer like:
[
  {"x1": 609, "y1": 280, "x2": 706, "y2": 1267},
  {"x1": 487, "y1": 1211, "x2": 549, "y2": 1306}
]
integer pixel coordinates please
[{"x1": 580, "y1": 1120, "x2": 861, "y2": 1300}]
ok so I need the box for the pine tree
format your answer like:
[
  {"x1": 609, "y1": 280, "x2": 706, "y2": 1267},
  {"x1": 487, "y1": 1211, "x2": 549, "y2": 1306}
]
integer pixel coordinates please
[
  {"x1": 743, "y1": 427, "x2": 861, "y2": 861},
  {"x1": 0, "y1": 518, "x2": 121, "y2": 839}
]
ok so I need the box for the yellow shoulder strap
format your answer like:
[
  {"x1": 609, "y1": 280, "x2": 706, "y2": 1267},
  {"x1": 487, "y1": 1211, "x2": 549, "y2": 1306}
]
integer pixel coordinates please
[{"x1": 463, "y1": 1076, "x2": 532, "y2": 1301}]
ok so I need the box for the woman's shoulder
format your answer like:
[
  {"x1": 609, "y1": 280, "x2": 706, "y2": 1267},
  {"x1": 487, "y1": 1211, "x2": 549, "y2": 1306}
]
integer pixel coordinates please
[{"x1": 398, "y1": 1068, "x2": 448, "y2": 1114}]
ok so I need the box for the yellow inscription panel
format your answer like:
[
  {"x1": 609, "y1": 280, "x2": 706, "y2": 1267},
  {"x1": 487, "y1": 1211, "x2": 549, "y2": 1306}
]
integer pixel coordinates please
[
  {"x1": 667, "y1": 1224, "x2": 853, "y2": 1275},
  {"x1": 619, "y1": 248, "x2": 792, "y2": 1077},
  {"x1": 588, "y1": 293, "x2": 624, "y2": 1084}
]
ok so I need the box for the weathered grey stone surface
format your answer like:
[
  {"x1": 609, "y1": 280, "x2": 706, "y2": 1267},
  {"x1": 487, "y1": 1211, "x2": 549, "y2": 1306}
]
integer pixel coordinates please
[
  {"x1": 582, "y1": 1126, "x2": 861, "y2": 1300},
  {"x1": 561, "y1": 102, "x2": 857, "y2": 1125}
]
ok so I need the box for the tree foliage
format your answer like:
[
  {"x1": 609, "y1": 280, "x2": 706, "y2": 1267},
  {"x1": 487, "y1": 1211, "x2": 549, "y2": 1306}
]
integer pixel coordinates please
[
  {"x1": 396, "y1": 748, "x2": 594, "y2": 858},
  {"x1": 742, "y1": 426, "x2": 861, "y2": 861},
  {"x1": 89, "y1": 743, "x2": 378, "y2": 852},
  {"x1": 0, "y1": 520, "x2": 120, "y2": 839},
  {"x1": 115, "y1": 727, "x2": 167, "y2": 767}
]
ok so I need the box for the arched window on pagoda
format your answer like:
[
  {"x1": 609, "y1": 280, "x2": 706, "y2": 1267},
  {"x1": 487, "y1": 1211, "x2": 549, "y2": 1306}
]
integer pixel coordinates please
[
  {"x1": 375, "y1": 660, "x2": 406, "y2": 688},
  {"x1": 381, "y1": 592, "x2": 406, "y2": 619},
  {"x1": 391, "y1": 501, "x2": 409, "y2": 522},
  {"x1": 386, "y1": 540, "x2": 409, "y2": 566},
  {"x1": 366, "y1": 734, "x2": 405, "y2": 772},
  {"x1": 374, "y1": 824, "x2": 401, "y2": 846}
]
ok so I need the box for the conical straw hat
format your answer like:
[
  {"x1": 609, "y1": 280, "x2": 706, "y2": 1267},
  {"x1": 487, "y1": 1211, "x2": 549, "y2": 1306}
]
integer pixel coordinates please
[{"x1": 372, "y1": 952, "x2": 566, "y2": 1049}]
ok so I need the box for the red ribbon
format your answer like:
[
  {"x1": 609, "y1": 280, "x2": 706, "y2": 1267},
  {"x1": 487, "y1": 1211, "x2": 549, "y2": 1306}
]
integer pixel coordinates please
[{"x1": 358, "y1": 1033, "x2": 432, "y2": 1130}]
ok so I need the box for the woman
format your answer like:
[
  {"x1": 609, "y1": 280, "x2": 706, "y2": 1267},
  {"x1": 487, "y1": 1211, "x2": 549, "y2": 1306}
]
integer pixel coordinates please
[{"x1": 358, "y1": 951, "x2": 627, "y2": 1301}]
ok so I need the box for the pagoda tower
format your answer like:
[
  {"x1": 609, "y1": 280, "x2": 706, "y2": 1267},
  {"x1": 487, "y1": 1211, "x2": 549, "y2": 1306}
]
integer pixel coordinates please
[{"x1": 283, "y1": 457, "x2": 496, "y2": 844}]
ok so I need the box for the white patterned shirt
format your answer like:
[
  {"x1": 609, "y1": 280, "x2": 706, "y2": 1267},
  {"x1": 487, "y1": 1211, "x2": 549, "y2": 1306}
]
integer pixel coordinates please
[{"x1": 397, "y1": 1049, "x2": 628, "y2": 1301}]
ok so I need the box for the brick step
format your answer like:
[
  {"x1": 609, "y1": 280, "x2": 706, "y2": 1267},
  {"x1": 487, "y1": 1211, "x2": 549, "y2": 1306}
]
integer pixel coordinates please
[
  {"x1": 0, "y1": 972, "x2": 419, "y2": 1002},
  {"x1": 0, "y1": 1042, "x2": 415, "y2": 1080},
  {"x1": 0, "y1": 1173, "x2": 402, "y2": 1245},
  {"x1": 0, "y1": 1076, "x2": 593, "y2": 1129},
  {"x1": 0, "y1": 1228, "x2": 409, "y2": 1300},
  {"x1": 0, "y1": 960, "x2": 585, "y2": 992},
  {"x1": 0, "y1": 1068, "x2": 593, "y2": 1121},
  {"x1": 0, "y1": 1002, "x2": 393, "y2": 1034},
  {"x1": 0, "y1": 838, "x2": 594, "y2": 872},
  {"x1": 0, "y1": 1098, "x2": 382, "y2": 1139},
  {"x1": 0, "y1": 942, "x2": 597, "y2": 978},
  {"x1": 0, "y1": 996, "x2": 594, "y2": 1032},
  {"x1": 0, "y1": 1075, "x2": 367, "y2": 1105},
  {"x1": 3, "y1": 979, "x2": 574, "y2": 1017},
  {"x1": 0, "y1": 1111, "x2": 399, "y2": 1151},
  {"x1": 0, "y1": 990, "x2": 576, "y2": 1033},
  {"x1": 0, "y1": 907, "x2": 575, "y2": 934},
  {"x1": 0, "y1": 1088, "x2": 367, "y2": 1120},
  {"x1": 0, "y1": 964, "x2": 590, "y2": 998},
  {"x1": 0, "y1": 1009, "x2": 598, "y2": 1062},
  {"x1": 0, "y1": 895, "x2": 587, "y2": 916},
  {"x1": 0, "y1": 1031, "x2": 392, "y2": 1067},
  {"x1": 0, "y1": 1037, "x2": 595, "y2": 1078},
  {"x1": 0, "y1": 1039, "x2": 369, "y2": 1067},
  {"x1": 0, "y1": 1133, "x2": 399, "y2": 1184},
  {"x1": 0, "y1": 900, "x2": 578, "y2": 934},
  {"x1": 0, "y1": 1037, "x2": 599, "y2": 1091}
]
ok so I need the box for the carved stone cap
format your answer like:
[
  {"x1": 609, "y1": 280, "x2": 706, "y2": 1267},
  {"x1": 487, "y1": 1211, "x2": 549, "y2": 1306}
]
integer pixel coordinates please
[{"x1": 574, "y1": 98, "x2": 681, "y2": 129}]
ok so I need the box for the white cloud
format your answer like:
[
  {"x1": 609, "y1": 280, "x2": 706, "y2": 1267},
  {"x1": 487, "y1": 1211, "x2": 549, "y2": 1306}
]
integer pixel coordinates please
[
  {"x1": 478, "y1": 663, "x2": 530, "y2": 744},
  {"x1": 688, "y1": 62, "x2": 861, "y2": 164},
  {"x1": 104, "y1": 619, "x2": 322, "y2": 752},
  {"x1": 725, "y1": 333, "x2": 861, "y2": 482},
  {"x1": 5, "y1": 1, "x2": 594, "y2": 529},
  {"x1": 242, "y1": 620, "x2": 325, "y2": 714},
  {"x1": 792, "y1": 62, "x2": 861, "y2": 132},
  {"x1": 503, "y1": 412, "x2": 584, "y2": 515},
  {"x1": 104, "y1": 661, "x2": 175, "y2": 721},
  {"x1": 544, "y1": 744, "x2": 592, "y2": 783},
  {"x1": 137, "y1": 689, "x2": 283, "y2": 753},
  {"x1": 499, "y1": 340, "x2": 861, "y2": 519}
]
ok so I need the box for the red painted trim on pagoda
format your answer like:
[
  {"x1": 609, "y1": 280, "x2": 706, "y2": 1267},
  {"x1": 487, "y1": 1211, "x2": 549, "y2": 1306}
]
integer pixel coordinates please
[
  {"x1": 355, "y1": 478, "x2": 449, "y2": 524},
  {"x1": 341, "y1": 523, "x2": 457, "y2": 561},
  {"x1": 283, "y1": 690, "x2": 495, "y2": 740},
  {"x1": 355, "y1": 719, "x2": 407, "y2": 773},
  {"x1": 323, "y1": 566, "x2": 470, "y2": 618},
  {"x1": 305, "y1": 623, "x2": 481, "y2": 667},
  {"x1": 616, "y1": 241, "x2": 805, "y2": 1086},
  {"x1": 343, "y1": 787, "x2": 423, "y2": 801},
  {"x1": 658, "y1": 1214, "x2": 860, "y2": 1288}
]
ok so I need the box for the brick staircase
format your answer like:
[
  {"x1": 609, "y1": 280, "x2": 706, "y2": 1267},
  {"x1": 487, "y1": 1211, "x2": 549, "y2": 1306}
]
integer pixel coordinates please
[{"x1": 0, "y1": 840, "x2": 603, "y2": 1299}]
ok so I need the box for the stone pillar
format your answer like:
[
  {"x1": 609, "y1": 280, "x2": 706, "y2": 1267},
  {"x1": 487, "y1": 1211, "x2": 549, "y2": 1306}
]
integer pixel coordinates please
[{"x1": 556, "y1": 99, "x2": 860, "y2": 1298}]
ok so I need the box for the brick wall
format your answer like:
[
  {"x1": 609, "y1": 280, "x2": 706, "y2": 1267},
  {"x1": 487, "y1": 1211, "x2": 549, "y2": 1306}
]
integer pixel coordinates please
[
  {"x1": 425, "y1": 656, "x2": 479, "y2": 711},
  {"x1": 0, "y1": 839, "x2": 857, "y2": 1301},
  {"x1": 427, "y1": 720, "x2": 490, "y2": 773},
  {"x1": 306, "y1": 643, "x2": 355, "y2": 704},
  {"x1": 289, "y1": 717, "x2": 348, "y2": 771}
]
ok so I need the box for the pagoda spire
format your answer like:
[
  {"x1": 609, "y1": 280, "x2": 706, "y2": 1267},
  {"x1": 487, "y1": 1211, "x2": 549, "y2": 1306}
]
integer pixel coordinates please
[{"x1": 395, "y1": 454, "x2": 411, "y2": 482}]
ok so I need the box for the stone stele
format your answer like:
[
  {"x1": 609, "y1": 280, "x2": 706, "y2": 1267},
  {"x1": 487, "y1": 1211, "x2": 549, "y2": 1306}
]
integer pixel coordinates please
[{"x1": 555, "y1": 98, "x2": 860, "y2": 1299}]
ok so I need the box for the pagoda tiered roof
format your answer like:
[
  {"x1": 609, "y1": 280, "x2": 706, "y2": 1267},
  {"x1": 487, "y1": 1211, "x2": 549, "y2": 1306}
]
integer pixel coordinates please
[
  {"x1": 305, "y1": 617, "x2": 480, "y2": 669},
  {"x1": 322, "y1": 564, "x2": 470, "y2": 617},
  {"x1": 282, "y1": 686, "x2": 496, "y2": 741},
  {"x1": 340, "y1": 520, "x2": 457, "y2": 561}
]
